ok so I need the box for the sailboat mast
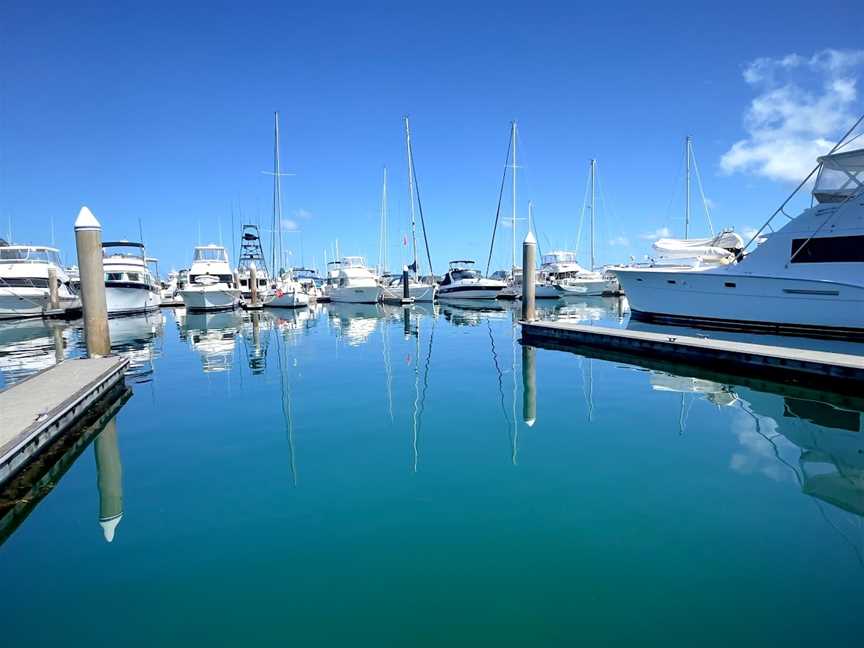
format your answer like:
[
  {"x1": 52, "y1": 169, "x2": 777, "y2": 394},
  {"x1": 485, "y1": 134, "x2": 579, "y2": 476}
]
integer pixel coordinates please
[
  {"x1": 511, "y1": 121, "x2": 517, "y2": 273},
  {"x1": 404, "y1": 116, "x2": 419, "y2": 276},
  {"x1": 685, "y1": 135, "x2": 691, "y2": 240},
  {"x1": 590, "y1": 159, "x2": 596, "y2": 271},
  {"x1": 378, "y1": 166, "x2": 388, "y2": 274}
]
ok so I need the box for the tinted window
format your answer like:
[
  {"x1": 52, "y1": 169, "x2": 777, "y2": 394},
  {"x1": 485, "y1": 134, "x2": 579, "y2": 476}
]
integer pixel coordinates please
[
  {"x1": 105, "y1": 272, "x2": 125, "y2": 281},
  {"x1": 791, "y1": 235, "x2": 864, "y2": 263}
]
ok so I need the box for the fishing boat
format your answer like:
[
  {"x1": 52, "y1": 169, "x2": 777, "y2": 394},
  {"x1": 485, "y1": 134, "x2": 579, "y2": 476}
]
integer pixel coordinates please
[
  {"x1": 236, "y1": 224, "x2": 272, "y2": 303},
  {"x1": 327, "y1": 257, "x2": 382, "y2": 304},
  {"x1": 102, "y1": 241, "x2": 161, "y2": 316},
  {"x1": 178, "y1": 244, "x2": 240, "y2": 311},
  {"x1": 0, "y1": 245, "x2": 80, "y2": 320},
  {"x1": 438, "y1": 260, "x2": 506, "y2": 300},
  {"x1": 613, "y1": 143, "x2": 864, "y2": 338},
  {"x1": 269, "y1": 269, "x2": 310, "y2": 309}
]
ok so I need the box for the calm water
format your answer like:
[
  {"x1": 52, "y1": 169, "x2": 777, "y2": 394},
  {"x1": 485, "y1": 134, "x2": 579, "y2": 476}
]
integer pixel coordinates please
[{"x1": 1, "y1": 298, "x2": 863, "y2": 646}]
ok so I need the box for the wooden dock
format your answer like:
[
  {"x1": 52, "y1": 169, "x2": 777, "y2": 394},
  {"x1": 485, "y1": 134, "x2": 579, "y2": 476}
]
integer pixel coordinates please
[
  {"x1": 0, "y1": 356, "x2": 129, "y2": 486},
  {"x1": 520, "y1": 321, "x2": 864, "y2": 391}
]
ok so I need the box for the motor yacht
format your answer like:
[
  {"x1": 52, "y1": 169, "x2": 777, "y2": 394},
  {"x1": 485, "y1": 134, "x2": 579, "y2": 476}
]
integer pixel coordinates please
[
  {"x1": 326, "y1": 257, "x2": 382, "y2": 304},
  {"x1": 438, "y1": 260, "x2": 506, "y2": 300},
  {"x1": 613, "y1": 147, "x2": 864, "y2": 338},
  {"x1": 102, "y1": 241, "x2": 161, "y2": 316},
  {"x1": 533, "y1": 250, "x2": 615, "y2": 296},
  {"x1": 178, "y1": 244, "x2": 241, "y2": 311},
  {"x1": 0, "y1": 245, "x2": 80, "y2": 320}
]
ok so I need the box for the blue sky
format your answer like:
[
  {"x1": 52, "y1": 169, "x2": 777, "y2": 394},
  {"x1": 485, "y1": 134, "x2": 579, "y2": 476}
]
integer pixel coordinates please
[{"x1": 1, "y1": 2, "x2": 862, "y2": 275}]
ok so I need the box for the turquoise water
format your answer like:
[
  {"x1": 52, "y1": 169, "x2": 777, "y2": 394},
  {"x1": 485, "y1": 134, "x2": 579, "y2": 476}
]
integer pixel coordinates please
[{"x1": 1, "y1": 299, "x2": 863, "y2": 645}]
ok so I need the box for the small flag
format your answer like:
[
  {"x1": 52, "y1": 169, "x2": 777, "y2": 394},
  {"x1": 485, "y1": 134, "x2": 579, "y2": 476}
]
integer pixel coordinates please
[{"x1": 402, "y1": 235, "x2": 408, "y2": 246}]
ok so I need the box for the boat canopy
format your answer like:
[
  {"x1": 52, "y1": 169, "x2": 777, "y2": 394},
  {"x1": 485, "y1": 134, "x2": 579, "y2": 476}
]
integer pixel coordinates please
[
  {"x1": 541, "y1": 251, "x2": 578, "y2": 265},
  {"x1": 652, "y1": 231, "x2": 744, "y2": 262},
  {"x1": 340, "y1": 256, "x2": 367, "y2": 268},
  {"x1": 0, "y1": 246, "x2": 62, "y2": 265},
  {"x1": 103, "y1": 241, "x2": 146, "y2": 259},
  {"x1": 814, "y1": 148, "x2": 864, "y2": 203},
  {"x1": 194, "y1": 245, "x2": 229, "y2": 262},
  {"x1": 448, "y1": 259, "x2": 475, "y2": 269}
]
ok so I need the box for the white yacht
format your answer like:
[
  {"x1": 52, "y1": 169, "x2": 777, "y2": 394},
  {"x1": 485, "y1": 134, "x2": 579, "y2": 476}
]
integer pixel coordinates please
[
  {"x1": 326, "y1": 256, "x2": 382, "y2": 304},
  {"x1": 437, "y1": 260, "x2": 506, "y2": 300},
  {"x1": 178, "y1": 244, "x2": 241, "y2": 311},
  {"x1": 0, "y1": 245, "x2": 80, "y2": 319},
  {"x1": 268, "y1": 270, "x2": 310, "y2": 309},
  {"x1": 102, "y1": 241, "x2": 161, "y2": 316},
  {"x1": 613, "y1": 147, "x2": 864, "y2": 338}
]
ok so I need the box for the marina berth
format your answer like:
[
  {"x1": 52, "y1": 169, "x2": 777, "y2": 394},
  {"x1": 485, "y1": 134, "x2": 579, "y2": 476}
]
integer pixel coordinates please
[
  {"x1": 438, "y1": 260, "x2": 506, "y2": 299},
  {"x1": 0, "y1": 245, "x2": 81, "y2": 320},
  {"x1": 326, "y1": 257, "x2": 382, "y2": 304},
  {"x1": 101, "y1": 241, "x2": 161, "y2": 316},
  {"x1": 613, "y1": 147, "x2": 864, "y2": 338},
  {"x1": 177, "y1": 244, "x2": 240, "y2": 312}
]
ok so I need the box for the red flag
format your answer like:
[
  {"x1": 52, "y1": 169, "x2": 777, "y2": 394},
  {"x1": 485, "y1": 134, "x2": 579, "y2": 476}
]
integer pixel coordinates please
[{"x1": 402, "y1": 234, "x2": 408, "y2": 246}]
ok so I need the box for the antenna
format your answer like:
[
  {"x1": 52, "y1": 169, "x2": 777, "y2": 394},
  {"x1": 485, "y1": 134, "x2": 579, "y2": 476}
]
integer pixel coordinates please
[
  {"x1": 685, "y1": 135, "x2": 691, "y2": 240},
  {"x1": 138, "y1": 217, "x2": 145, "y2": 245}
]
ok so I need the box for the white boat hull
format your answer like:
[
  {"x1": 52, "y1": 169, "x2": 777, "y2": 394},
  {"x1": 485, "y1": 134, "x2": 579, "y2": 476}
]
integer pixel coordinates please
[
  {"x1": 615, "y1": 268, "x2": 864, "y2": 336},
  {"x1": 266, "y1": 290, "x2": 310, "y2": 309},
  {"x1": 179, "y1": 286, "x2": 240, "y2": 311},
  {"x1": 0, "y1": 289, "x2": 80, "y2": 320},
  {"x1": 439, "y1": 287, "x2": 503, "y2": 300},
  {"x1": 534, "y1": 284, "x2": 562, "y2": 299},
  {"x1": 328, "y1": 285, "x2": 381, "y2": 304},
  {"x1": 381, "y1": 283, "x2": 436, "y2": 302},
  {"x1": 105, "y1": 285, "x2": 161, "y2": 316},
  {"x1": 556, "y1": 278, "x2": 618, "y2": 297}
]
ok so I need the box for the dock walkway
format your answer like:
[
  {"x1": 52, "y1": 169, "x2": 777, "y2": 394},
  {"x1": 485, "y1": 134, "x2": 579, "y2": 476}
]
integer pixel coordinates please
[
  {"x1": 0, "y1": 356, "x2": 129, "y2": 485},
  {"x1": 520, "y1": 321, "x2": 864, "y2": 389}
]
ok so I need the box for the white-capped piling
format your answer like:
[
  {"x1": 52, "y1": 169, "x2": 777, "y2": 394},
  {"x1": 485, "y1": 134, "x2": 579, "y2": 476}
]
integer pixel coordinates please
[
  {"x1": 521, "y1": 231, "x2": 536, "y2": 322},
  {"x1": 47, "y1": 266, "x2": 60, "y2": 310},
  {"x1": 522, "y1": 344, "x2": 536, "y2": 426},
  {"x1": 95, "y1": 416, "x2": 123, "y2": 543},
  {"x1": 74, "y1": 206, "x2": 111, "y2": 356}
]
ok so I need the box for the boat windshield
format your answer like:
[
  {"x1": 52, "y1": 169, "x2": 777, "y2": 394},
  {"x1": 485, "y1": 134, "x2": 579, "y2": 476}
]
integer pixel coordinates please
[
  {"x1": 341, "y1": 256, "x2": 366, "y2": 268},
  {"x1": 814, "y1": 149, "x2": 864, "y2": 203},
  {"x1": 451, "y1": 269, "x2": 480, "y2": 281},
  {"x1": 0, "y1": 247, "x2": 62, "y2": 265},
  {"x1": 194, "y1": 247, "x2": 228, "y2": 262},
  {"x1": 103, "y1": 243, "x2": 145, "y2": 259},
  {"x1": 542, "y1": 251, "x2": 577, "y2": 264}
]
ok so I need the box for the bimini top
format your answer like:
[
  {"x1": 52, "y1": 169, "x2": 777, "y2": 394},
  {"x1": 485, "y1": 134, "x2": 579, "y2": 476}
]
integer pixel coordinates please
[
  {"x1": 448, "y1": 259, "x2": 475, "y2": 268},
  {"x1": 340, "y1": 256, "x2": 367, "y2": 268},
  {"x1": 102, "y1": 241, "x2": 144, "y2": 248},
  {"x1": 103, "y1": 240, "x2": 146, "y2": 259},
  {"x1": 814, "y1": 148, "x2": 864, "y2": 203},
  {"x1": 541, "y1": 251, "x2": 578, "y2": 265}
]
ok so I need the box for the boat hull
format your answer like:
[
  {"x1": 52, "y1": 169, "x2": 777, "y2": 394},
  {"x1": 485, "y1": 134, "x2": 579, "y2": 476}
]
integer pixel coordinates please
[
  {"x1": 556, "y1": 278, "x2": 618, "y2": 296},
  {"x1": 266, "y1": 291, "x2": 310, "y2": 309},
  {"x1": 438, "y1": 285, "x2": 504, "y2": 300},
  {"x1": 105, "y1": 284, "x2": 161, "y2": 316},
  {"x1": 381, "y1": 283, "x2": 436, "y2": 302},
  {"x1": 615, "y1": 268, "x2": 864, "y2": 339},
  {"x1": 179, "y1": 286, "x2": 240, "y2": 311},
  {"x1": 328, "y1": 285, "x2": 381, "y2": 304},
  {"x1": 0, "y1": 289, "x2": 80, "y2": 320},
  {"x1": 534, "y1": 284, "x2": 562, "y2": 299}
]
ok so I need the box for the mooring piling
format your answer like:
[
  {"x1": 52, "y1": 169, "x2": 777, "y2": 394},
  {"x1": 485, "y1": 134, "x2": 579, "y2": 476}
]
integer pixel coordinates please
[
  {"x1": 74, "y1": 206, "x2": 110, "y2": 357},
  {"x1": 250, "y1": 262, "x2": 259, "y2": 307},
  {"x1": 521, "y1": 231, "x2": 536, "y2": 322},
  {"x1": 47, "y1": 266, "x2": 60, "y2": 310}
]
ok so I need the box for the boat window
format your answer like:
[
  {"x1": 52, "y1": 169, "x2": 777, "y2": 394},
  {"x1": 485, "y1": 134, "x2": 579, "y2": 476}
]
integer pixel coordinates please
[
  {"x1": 0, "y1": 277, "x2": 49, "y2": 287},
  {"x1": 0, "y1": 248, "x2": 29, "y2": 261},
  {"x1": 103, "y1": 245, "x2": 144, "y2": 259},
  {"x1": 790, "y1": 235, "x2": 864, "y2": 263},
  {"x1": 451, "y1": 270, "x2": 480, "y2": 281},
  {"x1": 127, "y1": 272, "x2": 142, "y2": 282},
  {"x1": 193, "y1": 247, "x2": 228, "y2": 262},
  {"x1": 0, "y1": 248, "x2": 62, "y2": 264},
  {"x1": 105, "y1": 272, "x2": 125, "y2": 281}
]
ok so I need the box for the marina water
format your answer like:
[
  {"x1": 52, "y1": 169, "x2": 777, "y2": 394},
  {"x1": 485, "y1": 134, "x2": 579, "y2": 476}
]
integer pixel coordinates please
[{"x1": 2, "y1": 300, "x2": 863, "y2": 645}]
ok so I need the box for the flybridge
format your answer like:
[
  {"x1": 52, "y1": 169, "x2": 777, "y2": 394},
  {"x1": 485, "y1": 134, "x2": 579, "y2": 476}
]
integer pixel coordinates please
[{"x1": 814, "y1": 148, "x2": 864, "y2": 204}]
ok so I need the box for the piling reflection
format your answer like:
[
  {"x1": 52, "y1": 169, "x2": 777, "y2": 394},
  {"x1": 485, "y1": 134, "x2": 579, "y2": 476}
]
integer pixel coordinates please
[
  {"x1": 108, "y1": 312, "x2": 165, "y2": 383},
  {"x1": 522, "y1": 344, "x2": 536, "y2": 427},
  {"x1": 94, "y1": 417, "x2": 123, "y2": 542}
]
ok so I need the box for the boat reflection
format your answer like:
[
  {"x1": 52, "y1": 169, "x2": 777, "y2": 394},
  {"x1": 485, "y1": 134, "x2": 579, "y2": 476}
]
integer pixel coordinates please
[
  {"x1": 0, "y1": 319, "x2": 79, "y2": 387},
  {"x1": 326, "y1": 302, "x2": 382, "y2": 346},
  {"x1": 440, "y1": 300, "x2": 506, "y2": 327},
  {"x1": 536, "y1": 295, "x2": 627, "y2": 324},
  {"x1": 178, "y1": 308, "x2": 243, "y2": 373},
  {"x1": 108, "y1": 312, "x2": 165, "y2": 383},
  {"x1": 240, "y1": 311, "x2": 274, "y2": 374},
  {"x1": 274, "y1": 304, "x2": 319, "y2": 344}
]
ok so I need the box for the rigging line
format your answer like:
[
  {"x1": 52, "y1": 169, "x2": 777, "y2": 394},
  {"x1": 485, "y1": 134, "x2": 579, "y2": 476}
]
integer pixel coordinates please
[
  {"x1": 484, "y1": 127, "x2": 514, "y2": 277},
  {"x1": 417, "y1": 313, "x2": 435, "y2": 440},
  {"x1": 575, "y1": 171, "x2": 590, "y2": 260},
  {"x1": 689, "y1": 142, "x2": 715, "y2": 236},
  {"x1": 740, "y1": 111, "x2": 864, "y2": 257},
  {"x1": 409, "y1": 139, "x2": 435, "y2": 278},
  {"x1": 663, "y1": 148, "x2": 686, "y2": 224}
]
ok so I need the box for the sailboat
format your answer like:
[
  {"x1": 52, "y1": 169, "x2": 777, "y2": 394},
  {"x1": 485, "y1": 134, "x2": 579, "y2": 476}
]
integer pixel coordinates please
[
  {"x1": 498, "y1": 121, "x2": 523, "y2": 300},
  {"x1": 381, "y1": 117, "x2": 437, "y2": 302},
  {"x1": 554, "y1": 159, "x2": 619, "y2": 296},
  {"x1": 649, "y1": 136, "x2": 744, "y2": 268},
  {"x1": 265, "y1": 112, "x2": 309, "y2": 310}
]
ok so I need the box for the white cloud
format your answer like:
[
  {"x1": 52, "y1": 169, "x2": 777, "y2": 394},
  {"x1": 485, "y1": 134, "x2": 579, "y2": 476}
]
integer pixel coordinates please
[
  {"x1": 721, "y1": 49, "x2": 864, "y2": 182},
  {"x1": 639, "y1": 226, "x2": 672, "y2": 241},
  {"x1": 281, "y1": 219, "x2": 300, "y2": 231},
  {"x1": 295, "y1": 208, "x2": 313, "y2": 220},
  {"x1": 741, "y1": 226, "x2": 760, "y2": 240},
  {"x1": 609, "y1": 235, "x2": 630, "y2": 246}
]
